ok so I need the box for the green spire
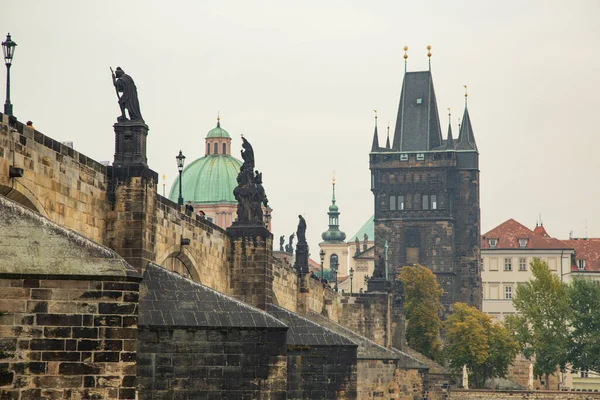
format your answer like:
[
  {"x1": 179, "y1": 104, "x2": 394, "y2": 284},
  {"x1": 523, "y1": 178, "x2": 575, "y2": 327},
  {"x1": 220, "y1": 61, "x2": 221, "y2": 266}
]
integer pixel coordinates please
[{"x1": 321, "y1": 178, "x2": 346, "y2": 243}]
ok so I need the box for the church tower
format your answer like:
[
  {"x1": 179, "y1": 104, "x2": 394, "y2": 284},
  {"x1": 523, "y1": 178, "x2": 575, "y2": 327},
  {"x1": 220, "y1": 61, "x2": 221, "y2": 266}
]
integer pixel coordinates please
[
  {"x1": 369, "y1": 47, "x2": 481, "y2": 310},
  {"x1": 319, "y1": 177, "x2": 349, "y2": 280}
]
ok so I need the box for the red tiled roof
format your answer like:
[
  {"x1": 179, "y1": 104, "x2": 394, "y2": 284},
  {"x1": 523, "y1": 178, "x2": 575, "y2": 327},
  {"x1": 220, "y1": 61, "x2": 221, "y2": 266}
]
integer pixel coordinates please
[
  {"x1": 533, "y1": 224, "x2": 549, "y2": 237},
  {"x1": 562, "y1": 238, "x2": 600, "y2": 272},
  {"x1": 481, "y1": 219, "x2": 571, "y2": 250}
]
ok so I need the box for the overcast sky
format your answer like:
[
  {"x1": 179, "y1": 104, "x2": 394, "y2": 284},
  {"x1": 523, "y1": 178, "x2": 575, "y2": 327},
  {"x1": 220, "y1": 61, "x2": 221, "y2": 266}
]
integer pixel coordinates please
[{"x1": 3, "y1": 1, "x2": 599, "y2": 252}]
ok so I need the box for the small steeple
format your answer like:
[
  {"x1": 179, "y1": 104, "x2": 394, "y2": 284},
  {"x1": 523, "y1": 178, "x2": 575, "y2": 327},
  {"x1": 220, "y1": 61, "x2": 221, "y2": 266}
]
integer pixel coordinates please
[
  {"x1": 446, "y1": 108, "x2": 454, "y2": 150},
  {"x1": 456, "y1": 86, "x2": 478, "y2": 152},
  {"x1": 217, "y1": 111, "x2": 221, "y2": 127},
  {"x1": 371, "y1": 110, "x2": 380, "y2": 152},
  {"x1": 321, "y1": 173, "x2": 347, "y2": 243},
  {"x1": 385, "y1": 122, "x2": 391, "y2": 149}
]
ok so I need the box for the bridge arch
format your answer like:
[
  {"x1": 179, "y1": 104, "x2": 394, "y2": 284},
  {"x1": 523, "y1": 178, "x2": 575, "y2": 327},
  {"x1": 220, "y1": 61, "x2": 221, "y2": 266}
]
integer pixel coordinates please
[
  {"x1": 159, "y1": 247, "x2": 202, "y2": 283},
  {"x1": 0, "y1": 184, "x2": 46, "y2": 216}
]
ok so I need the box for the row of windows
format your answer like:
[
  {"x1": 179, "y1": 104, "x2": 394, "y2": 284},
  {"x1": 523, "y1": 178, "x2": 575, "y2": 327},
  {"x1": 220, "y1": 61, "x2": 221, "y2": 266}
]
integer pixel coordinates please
[
  {"x1": 207, "y1": 143, "x2": 228, "y2": 155},
  {"x1": 503, "y1": 257, "x2": 528, "y2": 271},
  {"x1": 484, "y1": 284, "x2": 515, "y2": 300},
  {"x1": 488, "y1": 238, "x2": 528, "y2": 248},
  {"x1": 389, "y1": 194, "x2": 437, "y2": 211}
]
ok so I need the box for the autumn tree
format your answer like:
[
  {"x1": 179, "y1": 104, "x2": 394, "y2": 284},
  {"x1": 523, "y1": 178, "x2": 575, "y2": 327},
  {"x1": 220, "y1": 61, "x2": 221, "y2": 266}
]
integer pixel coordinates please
[
  {"x1": 444, "y1": 303, "x2": 518, "y2": 388},
  {"x1": 509, "y1": 258, "x2": 570, "y2": 389},
  {"x1": 567, "y1": 277, "x2": 600, "y2": 374},
  {"x1": 398, "y1": 264, "x2": 443, "y2": 359}
]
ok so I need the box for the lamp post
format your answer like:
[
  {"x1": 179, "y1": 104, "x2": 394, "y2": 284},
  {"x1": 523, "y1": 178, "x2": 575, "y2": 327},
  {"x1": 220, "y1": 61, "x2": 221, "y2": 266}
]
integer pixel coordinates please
[
  {"x1": 349, "y1": 267, "x2": 354, "y2": 294},
  {"x1": 176, "y1": 150, "x2": 186, "y2": 206},
  {"x1": 2, "y1": 33, "x2": 17, "y2": 116},
  {"x1": 332, "y1": 259, "x2": 338, "y2": 292},
  {"x1": 319, "y1": 249, "x2": 325, "y2": 280}
]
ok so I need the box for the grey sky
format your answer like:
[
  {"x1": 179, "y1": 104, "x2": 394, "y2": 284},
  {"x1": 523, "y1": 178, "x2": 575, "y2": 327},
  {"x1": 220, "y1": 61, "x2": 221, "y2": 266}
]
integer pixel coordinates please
[{"x1": 3, "y1": 1, "x2": 599, "y2": 252}]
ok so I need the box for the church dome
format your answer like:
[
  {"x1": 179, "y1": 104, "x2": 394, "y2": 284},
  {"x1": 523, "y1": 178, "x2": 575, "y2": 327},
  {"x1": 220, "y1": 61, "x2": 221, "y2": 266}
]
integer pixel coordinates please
[
  {"x1": 168, "y1": 156, "x2": 242, "y2": 204},
  {"x1": 168, "y1": 118, "x2": 242, "y2": 204},
  {"x1": 206, "y1": 123, "x2": 231, "y2": 138}
]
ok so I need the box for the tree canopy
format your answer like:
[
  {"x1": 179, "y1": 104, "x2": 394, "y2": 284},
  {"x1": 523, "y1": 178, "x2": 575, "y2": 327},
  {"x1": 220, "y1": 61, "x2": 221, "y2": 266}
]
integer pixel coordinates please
[{"x1": 398, "y1": 264, "x2": 443, "y2": 359}]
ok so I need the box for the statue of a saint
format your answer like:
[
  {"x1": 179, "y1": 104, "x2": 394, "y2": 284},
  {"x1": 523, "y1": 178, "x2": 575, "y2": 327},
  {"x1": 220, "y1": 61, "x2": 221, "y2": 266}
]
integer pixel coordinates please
[
  {"x1": 112, "y1": 67, "x2": 144, "y2": 122},
  {"x1": 279, "y1": 235, "x2": 285, "y2": 252},
  {"x1": 241, "y1": 137, "x2": 255, "y2": 171},
  {"x1": 296, "y1": 215, "x2": 307, "y2": 243},
  {"x1": 288, "y1": 233, "x2": 295, "y2": 254}
]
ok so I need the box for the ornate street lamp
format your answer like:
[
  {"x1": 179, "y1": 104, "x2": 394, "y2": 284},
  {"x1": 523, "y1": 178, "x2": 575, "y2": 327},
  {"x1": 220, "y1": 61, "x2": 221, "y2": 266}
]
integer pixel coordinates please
[
  {"x1": 176, "y1": 150, "x2": 186, "y2": 205},
  {"x1": 319, "y1": 249, "x2": 325, "y2": 280},
  {"x1": 349, "y1": 267, "x2": 354, "y2": 294},
  {"x1": 2, "y1": 33, "x2": 17, "y2": 116}
]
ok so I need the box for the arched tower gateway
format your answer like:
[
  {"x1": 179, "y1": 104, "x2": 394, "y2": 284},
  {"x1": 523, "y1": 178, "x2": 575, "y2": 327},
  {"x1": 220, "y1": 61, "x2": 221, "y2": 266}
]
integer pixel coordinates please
[
  {"x1": 369, "y1": 49, "x2": 481, "y2": 312},
  {"x1": 319, "y1": 178, "x2": 348, "y2": 286},
  {"x1": 168, "y1": 117, "x2": 274, "y2": 230}
]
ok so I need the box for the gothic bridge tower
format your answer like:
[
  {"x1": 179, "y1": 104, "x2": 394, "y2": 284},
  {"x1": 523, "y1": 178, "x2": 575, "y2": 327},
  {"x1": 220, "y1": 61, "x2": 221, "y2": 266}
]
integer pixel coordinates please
[{"x1": 369, "y1": 48, "x2": 481, "y2": 312}]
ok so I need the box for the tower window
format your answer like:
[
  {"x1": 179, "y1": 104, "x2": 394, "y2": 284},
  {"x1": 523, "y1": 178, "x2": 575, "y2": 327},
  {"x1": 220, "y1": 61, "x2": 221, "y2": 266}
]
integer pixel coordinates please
[
  {"x1": 416, "y1": 153, "x2": 425, "y2": 161},
  {"x1": 400, "y1": 154, "x2": 408, "y2": 161},
  {"x1": 390, "y1": 196, "x2": 396, "y2": 211},
  {"x1": 223, "y1": 143, "x2": 227, "y2": 154},
  {"x1": 207, "y1": 143, "x2": 210, "y2": 155},
  {"x1": 398, "y1": 196, "x2": 404, "y2": 210},
  {"x1": 431, "y1": 195, "x2": 437, "y2": 210},
  {"x1": 422, "y1": 195, "x2": 429, "y2": 210},
  {"x1": 214, "y1": 143, "x2": 218, "y2": 154}
]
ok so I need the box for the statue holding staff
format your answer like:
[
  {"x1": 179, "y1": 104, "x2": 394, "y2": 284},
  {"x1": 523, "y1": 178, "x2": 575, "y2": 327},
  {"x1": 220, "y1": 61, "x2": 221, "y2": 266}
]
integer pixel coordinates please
[{"x1": 111, "y1": 67, "x2": 144, "y2": 122}]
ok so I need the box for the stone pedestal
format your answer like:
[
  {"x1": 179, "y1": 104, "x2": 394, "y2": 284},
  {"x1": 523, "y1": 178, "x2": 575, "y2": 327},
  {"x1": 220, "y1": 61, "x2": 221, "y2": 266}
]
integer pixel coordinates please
[
  {"x1": 367, "y1": 277, "x2": 390, "y2": 293},
  {"x1": 113, "y1": 120, "x2": 149, "y2": 168},
  {"x1": 294, "y1": 242, "x2": 309, "y2": 276},
  {"x1": 227, "y1": 224, "x2": 274, "y2": 310}
]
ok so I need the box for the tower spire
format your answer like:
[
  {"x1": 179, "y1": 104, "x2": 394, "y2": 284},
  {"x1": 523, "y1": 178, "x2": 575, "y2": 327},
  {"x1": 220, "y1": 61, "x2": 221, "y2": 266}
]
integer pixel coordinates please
[
  {"x1": 371, "y1": 109, "x2": 380, "y2": 151},
  {"x1": 217, "y1": 111, "x2": 221, "y2": 127},
  {"x1": 386, "y1": 122, "x2": 391, "y2": 149},
  {"x1": 321, "y1": 173, "x2": 346, "y2": 243},
  {"x1": 403, "y1": 46, "x2": 408, "y2": 74},
  {"x1": 446, "y1": 108, "x2": 454, "y2": 150},
  {"x1": 456, "y1": 86, "x2": 478, "y2": 152}
]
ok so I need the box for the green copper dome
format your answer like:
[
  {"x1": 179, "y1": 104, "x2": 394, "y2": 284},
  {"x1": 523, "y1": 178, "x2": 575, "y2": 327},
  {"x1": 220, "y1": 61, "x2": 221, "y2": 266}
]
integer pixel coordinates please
[
  {"x1": 169, "y1": 156, "x2": 242, "y2": 204},
  {"x1": 206, "y1": 120, "x2": 231, "y2": 138}
]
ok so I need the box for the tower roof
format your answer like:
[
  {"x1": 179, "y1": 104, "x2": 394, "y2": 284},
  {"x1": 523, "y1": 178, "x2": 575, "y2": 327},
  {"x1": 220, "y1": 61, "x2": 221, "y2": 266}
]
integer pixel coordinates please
[
  {"x1": 371, "y1": 115, "x2": 380, "y2": 152},
  {"x1": 456, "y1": 105, "x2": 478, "y2": 152},
  {"x1": 206, "y1": 119, "x2": 231, "y2": 138},
  {"x1": 392, "y1": 71, "x2": 443, "y2": 152},
  {"x1": 321, "y1": 181, "x2": 346, "y2": 243}
]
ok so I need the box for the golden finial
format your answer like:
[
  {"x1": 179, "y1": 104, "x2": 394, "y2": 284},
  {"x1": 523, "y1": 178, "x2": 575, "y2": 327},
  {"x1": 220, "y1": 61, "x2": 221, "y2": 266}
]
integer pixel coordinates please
[
  {"x1": 162, "y1": 173, "x2": 166, "y2": 181},
  {"x1": 447, "y1": 107, "x2": 451, "y2": 117},
  {"x1": 332, "y1": 170, "x2": 336, "y2": 185},
  {"x1": 373, "y1": 109, "x2": 377, "y2": 120},
  {"x1": 463, "y1": 85, "x2": 468, "y2": 97},
  {"x1": 217, "y1": 111, "x2": 220, "y2": 121},
  {"x1": 427, "y1": 45, "x2": 432, "y2": 58},
  {"x1": 403, "y1": 46, "x2": 408, "y2": 59}
]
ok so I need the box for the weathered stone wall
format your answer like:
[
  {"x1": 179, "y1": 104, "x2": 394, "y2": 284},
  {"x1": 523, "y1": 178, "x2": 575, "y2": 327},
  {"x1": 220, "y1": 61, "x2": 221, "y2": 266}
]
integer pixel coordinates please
[
  {"x1": 357, "y1": 360, "x2": 425, "y2": 400},
  {"x1": 0, "y1": 115, "x2": 109, "y2": 244},
  {"x1": 449, "y1": 389, "x2": 600, "y2": 400},
  {"x1": 228, "y1": 225, "x2": 274, "y2": 310},
  {"x1": 306, "y1": 277, "x2": 341, "y2": 321},
  {"x1": 337, "y1": 293, "x2": 391, "y2": 347},
  {"x1": 287, "y1": 345, "x2": 357, "y2": 399},
  {"x1": 272, "y1": 256, "x2": 298, "y2": 312},
  {"x1": 137, "y1": 327, "x2": 288, "y2": 399},
  {"x1": 154, "y1": 196, "x2": 230, "y2": 294},
  {"x1": 0, "y1": 277, "x2": 139, "y2": 399}
]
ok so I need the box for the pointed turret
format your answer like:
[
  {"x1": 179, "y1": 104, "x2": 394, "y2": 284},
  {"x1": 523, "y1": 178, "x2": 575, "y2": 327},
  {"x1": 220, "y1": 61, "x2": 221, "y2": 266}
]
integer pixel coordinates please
[
  {"x1": 385, "y1": 123, "x2": 391, "y2": 149},
  {"x1": 371, "y1": 111, "x2": 380, "y2": 152},
  {"x1": 321, "y1": 178, "x2": 346, "y2": 243},
  {"x1": 456, "y1": 88, "x2": 478, "y2": 152},
  {"x1": 446, "y1": 109, "x2": 454, "y2": 150}
]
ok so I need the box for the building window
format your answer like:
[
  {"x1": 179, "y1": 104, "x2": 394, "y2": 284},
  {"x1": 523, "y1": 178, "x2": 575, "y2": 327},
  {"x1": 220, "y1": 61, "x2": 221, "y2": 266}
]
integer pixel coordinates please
[
  {"x1": 505, "y1": 286, "x2": 512, "y2": 299},
  {"x1": 431, "y1": 195, "x2": 437, "y2": 210},
  {"x1": 422, "y1": 195, "x2": 429, "y2": 210},
  {"x1": 398, "y1": 196, "x2": 405, "y2": 210},
  {"x1": 416, "y1": 153, "x2": 425, "y2": 161},
  {"x1": 577, "y1": 259, "x2": 586, "y2": 270},
  {"x1": 504, "y1": 258, "x2": 512, "y2": 271},
  {"x1": 518, "y1": 238, "x2": 528, "y2": 248},
  {"x1": 222, "y1": 143, "x2": 227, "y2": 154},
  {"x1": 214, "y1": 143, "x2": 218, "y2": 154},
  {"x1": 519, "y1": 258, "x2": 527, "y2": 271},
  {"x1": 390, "y1": 196, "x2": 396, "y2": 211},
  {"x1": 207, "y1": 143, "x2": 210, "y2": 155},
  {"x1": 581, "y1": 371, "x2": 589, "y2": 378},
  {"x1": 489, "y1": 239, "x2": 498, "y2": 249},
  {"x1": 400, "y1": 154, "x2": 408, "y2": 161},
  {"x1": 330, "y1": 254, "x2": 339, "y2": 271}
]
